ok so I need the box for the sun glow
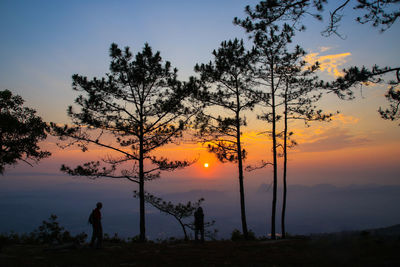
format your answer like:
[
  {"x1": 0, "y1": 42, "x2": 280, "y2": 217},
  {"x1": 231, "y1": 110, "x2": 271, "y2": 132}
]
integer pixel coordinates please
[{"x1": 204, "y1": 163, "x2": 209, "y2": 168}]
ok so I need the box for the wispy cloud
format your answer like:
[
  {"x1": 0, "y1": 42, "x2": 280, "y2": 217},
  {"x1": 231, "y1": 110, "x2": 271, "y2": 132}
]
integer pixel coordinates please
[
  {"x1": 296, "y1": 127, "x2": 370, "y2": 152},
  {"x1": 319, "y1": 46, "x2": 333, "y2": 52},
  {"x1": 304, "y1": 48, "x2": 351, "y2": 78},
  {"x1": 288, "y1": 114, "x2": 368, "y2": 152},
  {"x1": 331, "y1": 114, "x2": 359, "y2": 124}
]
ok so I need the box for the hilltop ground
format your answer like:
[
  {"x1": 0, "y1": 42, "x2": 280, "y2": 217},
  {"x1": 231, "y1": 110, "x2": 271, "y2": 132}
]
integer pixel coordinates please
[{"x1": 1, "y1": 236, "x2": 400, "y2": 266}]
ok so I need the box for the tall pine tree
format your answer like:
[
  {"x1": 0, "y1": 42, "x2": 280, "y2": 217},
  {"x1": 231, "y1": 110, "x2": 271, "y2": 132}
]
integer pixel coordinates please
[
  {"x1": 51, "y1": 43, "x2": 196, "y2": 242},
  {"x1": 277, "y1": 49, "x2": 335, "y2": 238},
  {"x1": 194, "y1": 39, "x2": 258, "y2": 239}
]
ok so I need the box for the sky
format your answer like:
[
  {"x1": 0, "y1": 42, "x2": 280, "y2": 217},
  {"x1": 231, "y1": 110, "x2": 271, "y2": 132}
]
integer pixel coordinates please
[{"x1": 0, "y1": 0, "x2": 399, "y2": 238}]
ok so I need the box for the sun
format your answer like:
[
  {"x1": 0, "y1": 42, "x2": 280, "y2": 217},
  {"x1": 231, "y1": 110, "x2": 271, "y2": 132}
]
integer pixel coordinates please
[{"x1": 204, "y1": 163, "x2": 209, "y2": 168}]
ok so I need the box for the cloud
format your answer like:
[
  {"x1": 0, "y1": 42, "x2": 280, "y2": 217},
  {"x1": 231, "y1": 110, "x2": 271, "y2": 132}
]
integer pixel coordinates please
[
  {"x1": 236, "y1": 114, "x2": 363, "y2": 155},
  {"x1": 319, "y1": 46, "x2": 333, "y2": 52},
  {"x1": 331, "y1": 114, "x2": 359, "y2": 124},
  {"x1": 304, "y1": 50, "x2": 351, "y2": 78},
  {"x1": 241, "y1": 131, "x2": 271, "y2": 143},
  {"x1": 286, "y1": 114, "x2": 360, "y2": 143},
  {"x1": 297, "y1": 127, "x2": 370, "y2": 152}
]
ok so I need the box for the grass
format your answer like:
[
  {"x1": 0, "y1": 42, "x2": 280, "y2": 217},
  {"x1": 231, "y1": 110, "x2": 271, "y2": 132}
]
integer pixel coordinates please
[{"x1": 1, "y1": 236, "x2": 400, "y2": 266}]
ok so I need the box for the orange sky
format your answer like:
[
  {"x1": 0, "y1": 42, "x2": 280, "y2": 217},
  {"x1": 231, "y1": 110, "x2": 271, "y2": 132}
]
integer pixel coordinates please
[{"x1": 24, "y1": 95, "x2": 399, "y2": 189}]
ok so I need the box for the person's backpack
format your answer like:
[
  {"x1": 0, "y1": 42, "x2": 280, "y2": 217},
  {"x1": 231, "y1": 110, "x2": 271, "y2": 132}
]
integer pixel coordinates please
[{"x1": 88, "y1": 210, "x2": 94, "y2": 225}]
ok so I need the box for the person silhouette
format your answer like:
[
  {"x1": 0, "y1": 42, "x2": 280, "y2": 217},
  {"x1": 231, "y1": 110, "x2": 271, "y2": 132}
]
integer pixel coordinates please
[
  {"x1": 90, "y1": 202, "x2": 103, "y2": 249},
  {"x1": 194, "y1": 207, "x2": 204, "y2": 242}
]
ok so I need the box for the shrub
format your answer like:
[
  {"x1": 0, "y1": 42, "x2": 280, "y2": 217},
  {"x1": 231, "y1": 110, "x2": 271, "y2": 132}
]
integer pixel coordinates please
[
  {"x1": 103, "y1": 233, "x2": 125, "y2": 243},
  {"x1": 33, "y1": 214, "x2": 87, "y2": 245},
  {"x1": 0, "y1": 215, "x2": 87, "y2": 246},
  {"x1": 231, "y1": 229, "x2": 242, "y2": 241},
  {"x1": 231, "y1": 229, "x2": 257, "y2": 241},
  {"x1": 128, "y1": 235, "x2": 142, "y2": 243}
]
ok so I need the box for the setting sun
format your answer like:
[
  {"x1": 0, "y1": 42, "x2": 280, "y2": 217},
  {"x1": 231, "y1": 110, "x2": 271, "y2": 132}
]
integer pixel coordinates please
[{"x1": 204, "y1": 163, "x2": 209, "y2": 168}]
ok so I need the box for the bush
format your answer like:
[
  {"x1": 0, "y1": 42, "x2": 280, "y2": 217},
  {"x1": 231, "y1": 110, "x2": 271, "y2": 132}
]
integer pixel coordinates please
[
  {"x1": 231, "y1": 229, "x2": 257, "y2": 241},
  {"x1": 128, "y1": 235, "x2": 142, "y2": 243},
  {"x1": 103, "y1": 233, "x2": 125, "y2": 243},
  {"x1": 231, "y1": 229, "x2": 243, "y2": 241},
  {"x1": 33, "y1": 214, "x2": 87, "y2": 245},
  {"x1": 34, "y1": 214, "x2": 87, "y2": 245},
  {"x1": 0, "y1": 231, "x2": 46, "y2": 246},
  {"x1": 0, "y1": 215, "x2": 87, "y2": 247}
]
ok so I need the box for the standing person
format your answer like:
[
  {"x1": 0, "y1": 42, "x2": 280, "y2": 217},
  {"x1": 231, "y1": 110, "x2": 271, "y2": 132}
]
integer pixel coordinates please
[
  {"x1": 90, "y1": 202, "x2": 103, "y2": 249},
  {"x1": 194, "y1": 207, "x2": 204, "y2": 242}
]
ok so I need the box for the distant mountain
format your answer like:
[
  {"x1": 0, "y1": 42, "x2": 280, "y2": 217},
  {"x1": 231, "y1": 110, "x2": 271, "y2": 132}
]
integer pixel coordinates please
[
  {"x1": 369, "y1": 224, "x2": 400, "y2": 236},
  {"x1": 256, "y1": 183, "x2": 400, "y2": 194},
  {"x1": 1, "y1": 178, "x2": 400, "y2": 240},
  {"x1": 312, "y1": 224, "x2": 400, "y2": 239}
]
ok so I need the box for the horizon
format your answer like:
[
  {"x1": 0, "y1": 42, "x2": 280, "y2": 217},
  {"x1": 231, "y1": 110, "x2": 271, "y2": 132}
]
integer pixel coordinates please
[{"x1": 2, "y1": 172, "x2": 400, "y2": 240}]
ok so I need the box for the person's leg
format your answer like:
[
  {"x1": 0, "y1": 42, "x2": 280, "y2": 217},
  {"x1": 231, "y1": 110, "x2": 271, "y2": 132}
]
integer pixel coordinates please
[
  {"x1": 200, "y1": 228, "x2": 204, "y2": 242},
  {"x1": 97, "y1": 226, "x2": 103, "y2": 248},
  {"x1": 90, "y1": 227, "x2": 97, "y2": 247},
  {"x1": 195, "y1": 228, "x2": 199, "y2": 241}
]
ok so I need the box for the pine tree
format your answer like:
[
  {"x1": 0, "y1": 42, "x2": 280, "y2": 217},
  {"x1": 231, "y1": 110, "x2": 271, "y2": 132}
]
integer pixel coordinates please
[
  {"x1": 51, "y1": 43, "x2": 196, "y2": 242},
  {"x1": 193, "y1": 39, "x2": 258, "y2": 239},
  {"x1": 277, "y1": 49, "x2": 335, "y2": 238},
  {"x1": 235, "y1": 0, "x2": 400, "y2": 124},
  {"x1": 251, "y1": 24, "x2": 296, "y2": 239}
]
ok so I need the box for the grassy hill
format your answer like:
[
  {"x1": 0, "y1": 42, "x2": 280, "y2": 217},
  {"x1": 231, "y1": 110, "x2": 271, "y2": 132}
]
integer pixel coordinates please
[
  {"x1": 1, "y1": 222, "x2": 400, "y2": 266},
  {"x1": 1, "y1": 236, "x2": 400, "y2": 266}
]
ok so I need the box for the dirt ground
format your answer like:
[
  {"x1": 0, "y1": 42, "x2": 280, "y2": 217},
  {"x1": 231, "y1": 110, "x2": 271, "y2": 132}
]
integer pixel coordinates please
[{"x1": 1, "y1": 238, "x2": 400, "y2": 266}]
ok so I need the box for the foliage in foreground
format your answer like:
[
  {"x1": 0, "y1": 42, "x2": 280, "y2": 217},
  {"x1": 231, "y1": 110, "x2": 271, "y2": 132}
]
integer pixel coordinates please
[
  {"x1": 0, "y1": 214, "x2": 86, "y2": 247},
  {"x1": 230, "y1": 229, "x2": 257, "y2": 241},
  {"x1": 1, "y1": 232, "x2": 400, "y2": 267},
  {"x1": 0, "y1": 89, "x2": 50, "y2": 174},
  {"x1": 134, "y1": 191, "x2": 217, "y2": 241}
]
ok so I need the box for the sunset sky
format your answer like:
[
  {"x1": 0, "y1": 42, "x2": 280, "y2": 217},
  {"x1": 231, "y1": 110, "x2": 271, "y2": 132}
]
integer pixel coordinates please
[{"x1": 1, "y1": 0, "x2": 400, "y2": 239}]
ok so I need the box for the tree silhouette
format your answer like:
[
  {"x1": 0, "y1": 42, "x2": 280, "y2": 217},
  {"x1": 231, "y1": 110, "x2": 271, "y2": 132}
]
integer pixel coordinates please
[
  {"x1": 235, "y1": 0, "x2": 400, "y2": 124},
  {"x1": 133, "y1": 191, "x2": 215, "y2": 241},
  {"x1": 277, "y1": 53, "x2": 335, "y2": 238},
  {"x1": 51, "y1": 43, "x2": 196, "y2": 242},
  {"x1": 193, "y1": 39, "x2": 258, "y2": 239},
  {"x1": 251, "y1": 24, "x2": 297, "y2": 239},
  {"x1": 330, "y1": 65, "x2": 400, "y2": 124},
  {"x1": 380, "y1": 87, "x2": 400, "y2": 124},
  {"x1": 234, "y1": 0, "x2": 400, "y2": 38},
  {"x1": 0, "y1": 89, "x2": 50, "y2": 174},
  {"x1": 234, "y1": 22, "x2": 334, "y2": 239}
]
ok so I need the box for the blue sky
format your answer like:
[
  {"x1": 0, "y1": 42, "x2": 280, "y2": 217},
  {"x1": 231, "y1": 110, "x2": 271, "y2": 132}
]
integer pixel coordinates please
[
  {"x1": 1, "y1": 0, "x2": 399, "y2": 122},
  {"x1": 1, "y1": 0, "x2": 260, "y2": 122}
]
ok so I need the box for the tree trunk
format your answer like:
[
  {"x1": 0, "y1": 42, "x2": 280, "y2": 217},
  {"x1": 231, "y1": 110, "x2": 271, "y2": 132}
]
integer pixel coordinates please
[
  {"x1": 270, "y1": 64, "x2": 277, "y2": 240},
  {"x1": 139, "y1": 120, "x2": 146, "y2": 242},
  {"x1": 236, "y1": 105, "x2": 248, "y2": 239},
  {"x1": 281, "y1": 82, "x2": 288, "y2": 239},
  {"x1": 178, "y1": 220, "x2": 188, "y2": 241}
]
